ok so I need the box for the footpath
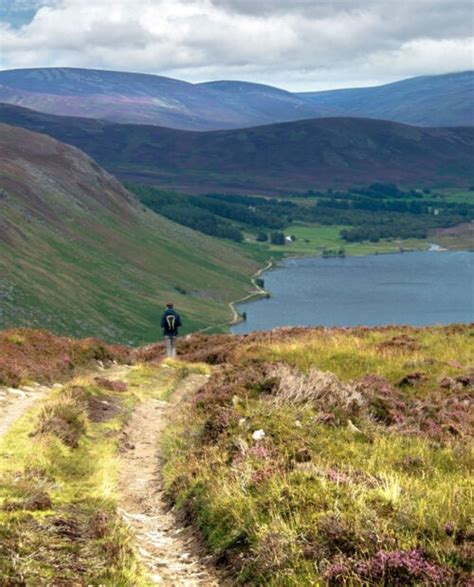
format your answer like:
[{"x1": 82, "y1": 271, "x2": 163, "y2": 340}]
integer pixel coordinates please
[{"x1": 0, "y1": 361, "x2": 222, "y2": 586}]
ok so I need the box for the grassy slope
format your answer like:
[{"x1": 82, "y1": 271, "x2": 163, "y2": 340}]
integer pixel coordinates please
[
  {"x1": 161, "y1": 325, "x2": 474, "y2": 585},
  {"x1": 0, "y1": 124, "x2": 260, "y2": 344}
]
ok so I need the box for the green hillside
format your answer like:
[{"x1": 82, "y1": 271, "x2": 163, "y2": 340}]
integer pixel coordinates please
[{"x1": 0, "y1": 124, "x2": 260, "y2": 344}]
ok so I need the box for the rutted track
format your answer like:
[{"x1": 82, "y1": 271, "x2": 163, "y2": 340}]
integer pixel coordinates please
[{"x1": 118, "y1": 372, "x2": 222, "y2": 586}]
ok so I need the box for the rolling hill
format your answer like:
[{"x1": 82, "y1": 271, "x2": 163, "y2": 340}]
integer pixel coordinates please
[
  {"x1": 299, "y1": 71, "x2": 474, "y2": 127},
  {"x1": 1, "y1": 104, "x2": 473, "y2": 193},
  {"x1": 0, "y1": 67, "x2": 328, "y2": 131},
  {"x1": 0, "y1": 68, "x2": 472, "y2": 130},
  {"x1": 0, "y1": 123, "x2": 260, "y2": 343}
]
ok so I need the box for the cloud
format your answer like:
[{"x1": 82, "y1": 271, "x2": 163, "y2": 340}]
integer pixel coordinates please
[{"x1": 0, "y1": 0, "x2": 472, "y2": 90}]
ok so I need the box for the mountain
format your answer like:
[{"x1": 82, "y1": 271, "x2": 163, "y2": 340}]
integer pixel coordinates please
[
  {"x1": 1, "y1": 104, "x2": 472, "y2": 192},
  {"x1": 298, "y1": 71, "x2": 474, "y2": 127},
  {"x1": 0, "y1": 123, "x2": 259, "y2": 343},
  {"x1": 1, "y1": 68, "x2": 471, "y2": 130},
  {"x1": 199, "y1": 80, "x2": 336, "y2": 124},
  {"x1": 0, "y1": 67, "x2": 329, "y2": 131}
]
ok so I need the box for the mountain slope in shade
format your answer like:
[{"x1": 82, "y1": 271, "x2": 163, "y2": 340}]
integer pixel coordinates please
[
  {"x1": 0, "y1": 123, "x2": 259, "y2": 343},
  {"x1": 298, "y1": 71, "x2": 474, "y2": 127},
  {"x1": 1, "y1": 104, "x2": 472, "y2": 193}
]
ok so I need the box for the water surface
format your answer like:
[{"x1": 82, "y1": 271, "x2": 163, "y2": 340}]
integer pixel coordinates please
[{"x1": 231, "y1": 251, "x2": 473, "y2": 333}]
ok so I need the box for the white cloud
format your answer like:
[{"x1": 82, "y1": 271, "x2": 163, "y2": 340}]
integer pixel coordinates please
[{"x1": 0, "y1": 0, "x2": 472, "y2": 90}]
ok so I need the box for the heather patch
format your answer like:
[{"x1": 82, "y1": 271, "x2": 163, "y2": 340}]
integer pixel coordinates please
[
  {"x1": 0, "y1": 328, "x2": 131, "y2": 387},
  {"x1": 162, "y1": 325, "x2": 474, "y2": 585},
  {"x1": 324, "y1": 549, "x2": 452, "y2": 585}
]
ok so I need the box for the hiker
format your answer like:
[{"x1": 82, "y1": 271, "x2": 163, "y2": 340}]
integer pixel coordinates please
[{"x1": 161, "y1": 302, "x2": 182, "y2": 359}]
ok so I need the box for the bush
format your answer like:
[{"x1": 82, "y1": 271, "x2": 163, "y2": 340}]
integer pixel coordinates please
[{"x1": 270, "y1": 231, "x2": 286, "y2": 245}]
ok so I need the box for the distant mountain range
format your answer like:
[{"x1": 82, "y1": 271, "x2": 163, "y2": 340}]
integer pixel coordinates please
[
  {"x1": 0, "y1": 123, "x2": 258, "y2": 342},
  {"x1": 1, "y1": 104, "x2": 472, "y2": 192},
  {"x1": 0, "y1": 67, "x2": 472, "y2": 130},
  {"x1": 298, "y1": 71, "x2": 474, "y2": 127}
]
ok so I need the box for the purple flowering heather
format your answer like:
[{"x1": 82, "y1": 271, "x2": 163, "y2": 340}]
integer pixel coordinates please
[{"x1": 324, "y1": 549, "x2": 451, "y2": 585}]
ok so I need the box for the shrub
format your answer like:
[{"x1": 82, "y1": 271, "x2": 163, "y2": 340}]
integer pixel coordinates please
[{"x1": 270, "y1": 231, "x2": 286, "y2": 245}]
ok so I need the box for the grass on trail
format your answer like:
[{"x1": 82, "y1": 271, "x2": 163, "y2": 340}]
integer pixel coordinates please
[
  {"x1": 161, "y1": 325, "x2": 474, "y2": 586},
  {"x1": 0, "y1": 359, "x2": 199, "y2": 585}
]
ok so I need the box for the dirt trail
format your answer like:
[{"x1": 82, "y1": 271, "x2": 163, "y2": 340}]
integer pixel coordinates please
[
  {"x1": 0, "y1": 363, "x2": 130, "y2": 441},
  {"x1": 118, "y1": 373, "x2": 221, "y2": 586},
  {"x1": 0, "y1": 383, "x2": 52, "y2": 439}
]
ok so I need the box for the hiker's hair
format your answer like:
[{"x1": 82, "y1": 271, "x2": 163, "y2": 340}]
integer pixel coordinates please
[{"x1": 166, "y1": 302, "x2": 174, "y2": 308}]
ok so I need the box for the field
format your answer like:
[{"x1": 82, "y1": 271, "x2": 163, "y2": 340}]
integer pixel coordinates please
[
  {"x1": 278, "y1": 223, "x2": 429, "y2": 256},
  {"x1": 436, "y1": 188, "x2": 474, "y2": 204},
  {"x1": 242, "y1": 222, "x2": 430, "y2": 258}
]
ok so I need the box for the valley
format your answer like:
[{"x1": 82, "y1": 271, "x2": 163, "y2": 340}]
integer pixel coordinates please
[
  {"x1": 1, "y1": 5, "x2": 473, "y2": 586},
  {"x1": 0, "y1": 58, "x2": 474, "y2": 587},
  {"x1": 0, "y1": 124, "x2": 261, "y2": 344},
  {"x1": 0, "y1": 117, "x2": 472, "y2": 343}
]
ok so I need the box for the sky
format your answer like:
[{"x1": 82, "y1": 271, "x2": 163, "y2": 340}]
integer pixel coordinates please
[{"x1": 0, "y1": 0, "x2": 473, "y2": 91}]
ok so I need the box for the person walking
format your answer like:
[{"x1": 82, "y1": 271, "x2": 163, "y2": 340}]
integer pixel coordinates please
[{"x1": 161, "y1": 302, "x2": 182, "y2": 359}]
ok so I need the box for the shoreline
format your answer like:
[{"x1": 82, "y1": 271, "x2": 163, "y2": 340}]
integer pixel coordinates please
[
  {"x1": 228, "y1": 260, "x2": 273, "y2": 326},
  {"x1": 196, "y1": 260, "x2": 273, "y2": 334}
]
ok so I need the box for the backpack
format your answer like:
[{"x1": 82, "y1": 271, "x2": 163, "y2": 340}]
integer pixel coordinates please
[{"x1": 165, "y1": 314, "x2": 176, "y2": 331}]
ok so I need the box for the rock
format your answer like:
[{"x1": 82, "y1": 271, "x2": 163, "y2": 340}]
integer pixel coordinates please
[
  {"x1": 52, "y1": 383, "x2": 63, "y2": 390},
  {"x1": 7, "y1": 388, "x2": 26, "y2": 398},
  {"x1": 252, "y1": 429, "x2": 266, "y2": 441}
]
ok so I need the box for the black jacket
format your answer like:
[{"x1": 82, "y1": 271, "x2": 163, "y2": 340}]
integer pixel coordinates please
[{"x1": 161, "y1": 309, "x2": 182, "y2": 336}]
